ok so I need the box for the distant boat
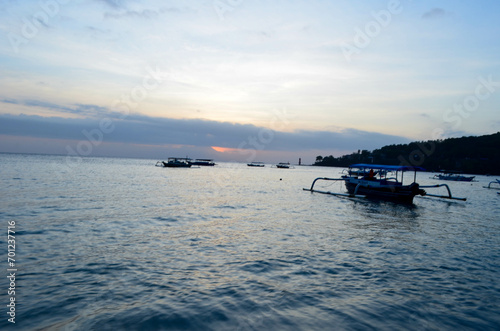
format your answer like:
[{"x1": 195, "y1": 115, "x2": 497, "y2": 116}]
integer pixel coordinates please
[
  {"x1": 432, "y1": 173, "x2": 475, "y2": 182},
  {"x1": 304, "y1": 163, "x2": 466, "y2": 204},
  {"x1": 156, "y1": 157, "x2": 192, "y2": 168},
  {"x1": 190, "y1": 159, "x2": 216, "y2": 166},
  {"x1": 247, "y1": 162, "x2": 265, "y2": 167},
  {"x1": 275, "y1": 162, "x2": 293, "y2": 169}
]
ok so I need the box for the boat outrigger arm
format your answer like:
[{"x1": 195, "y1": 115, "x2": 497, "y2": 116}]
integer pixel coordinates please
[
  {"x1": 302, "y1": 177, "x2": 367, "y2": 199},
  {"x1": 418, "y1": 184, "x2": 466, "y2": 201},
  {"x1": 483, "y1": 179, "x2": 500, "y2": 190},
  {"x1": 303, "y1": 164, "x2": 467, "y2": 202}
]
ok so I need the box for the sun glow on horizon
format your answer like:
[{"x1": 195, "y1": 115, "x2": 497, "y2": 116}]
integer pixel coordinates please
[{"x1": 211, "y1": 146, "x2": 244, "y2": 153}]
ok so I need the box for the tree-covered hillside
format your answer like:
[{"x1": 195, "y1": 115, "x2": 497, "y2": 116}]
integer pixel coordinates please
[{"x1": 314, "y1": 132, "x2": 500, "y2": 175}]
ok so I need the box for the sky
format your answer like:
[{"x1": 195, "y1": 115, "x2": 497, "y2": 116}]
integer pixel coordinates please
[{"x1": 0, "y1": 0, "x2": 499, "y2": 163}]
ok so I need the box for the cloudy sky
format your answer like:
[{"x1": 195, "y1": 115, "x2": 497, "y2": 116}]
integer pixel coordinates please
[{"x1": 1, "y1": 0, "x2": 499, "y2": 163}]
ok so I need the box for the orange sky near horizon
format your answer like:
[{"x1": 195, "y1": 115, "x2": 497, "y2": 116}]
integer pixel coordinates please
[{"x1": 211, "y1": 146, "x2": 244, "y2": 153}]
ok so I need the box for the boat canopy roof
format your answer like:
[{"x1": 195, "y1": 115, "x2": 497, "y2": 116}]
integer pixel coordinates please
[{"x1": 349, "y1": 163, "x2": 425, "y2": 172}]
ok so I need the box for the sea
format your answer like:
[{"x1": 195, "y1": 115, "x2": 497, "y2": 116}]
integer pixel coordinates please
[{"x1": 1, "y1": 153, "x2": 499, "y2": 330}]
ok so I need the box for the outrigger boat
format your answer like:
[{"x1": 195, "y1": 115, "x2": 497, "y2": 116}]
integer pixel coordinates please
[
  {"x1": 247, "y1": 162, "x2": 265, "y2": 167},
  {"x1": 304, "y1": 163, "x2": 466, "y2": 204},
  {"x1": 155, "y1": 157, "x2": 192, "y2": 168},
  {"x1": 275, "y1": 162, "x2": 293, "y2": 169},
  {"x1": 483, "y1": 179, "x2": 500, "y2": 190},
  {"x1": 432, "y1": 173, "x2": 475, "y2": 182}
]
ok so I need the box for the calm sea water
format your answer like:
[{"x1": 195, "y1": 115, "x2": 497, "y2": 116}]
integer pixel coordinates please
[{"x1": 1, "y1": 153, "x2": 499, "y2": 330}]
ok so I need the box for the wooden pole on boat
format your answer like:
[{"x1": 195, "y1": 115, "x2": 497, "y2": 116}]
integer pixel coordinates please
[{"x1": 302, "y1": 177, "x2": 367, "y2": 198}]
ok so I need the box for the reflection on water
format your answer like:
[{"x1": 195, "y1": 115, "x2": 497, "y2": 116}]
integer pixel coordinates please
[{"x1": 349, "y1": 199, "x2": 421, "y2": 232}]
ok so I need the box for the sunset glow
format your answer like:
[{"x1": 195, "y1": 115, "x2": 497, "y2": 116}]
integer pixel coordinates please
[{"x1": 211, "y1": 146, "x2": 243, "y2": 153}]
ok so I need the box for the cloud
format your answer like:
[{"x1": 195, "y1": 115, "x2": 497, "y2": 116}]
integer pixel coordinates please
[
  {"x1": 0, "y1": 98, "x2": 19, "y2": 105},
  {"x1": 422, "y1": 8, "x2": 448, "y2": 20},
  {"x1": 101, "y1": 4, "x2": 190, "y2": 20},
  {"x1": 22, "y1": 99, "x2": 78, "y2": 114},
  {"x1": 95, "y1": 0, "x2": 128, "y2": 10},
  {"x1": 1, "y1": 98, "x2": 120, "y2": 118},
  {"x1": 0, "y1": 111, "x2": 411, "y2": 156},
  {"x1": 104, "y1": 9, "x2": 160, "y2": 19}
]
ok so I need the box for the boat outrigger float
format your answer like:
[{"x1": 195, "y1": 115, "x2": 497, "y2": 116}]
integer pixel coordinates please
[{"x1": 303, "y1": 163, "x2": 466, "y2": 204}]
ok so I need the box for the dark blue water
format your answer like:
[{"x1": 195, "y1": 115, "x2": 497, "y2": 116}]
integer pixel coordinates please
[{"x1": 1, "y1": 153, "x2": 499, "y2": 330}]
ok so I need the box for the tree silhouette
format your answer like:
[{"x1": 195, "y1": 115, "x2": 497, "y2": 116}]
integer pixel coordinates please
[{"x1": 313, "y1": 132, "x2": 500, "y2": 175}]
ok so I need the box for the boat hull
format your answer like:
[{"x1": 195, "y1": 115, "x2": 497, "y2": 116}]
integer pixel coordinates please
[
  {"x1": 435, "y1": 175, "x2": 474, "y2": 182},
  {"x1": 190, "y1": 159, "x2": 215, "y2": 166},
  {"x1": 161, "y1": 161, "x2": 191, "y2": 168},
  {"x1": 190, "y1": 162, "x2": 215, "y2": 166},
  {"x1": 344, "y1": 179, "x2": 422, "y2": 204}
]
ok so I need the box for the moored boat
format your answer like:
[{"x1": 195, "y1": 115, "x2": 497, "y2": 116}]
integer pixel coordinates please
[
  {"x1": 432, "y1": 173, "x2": 475, "y2": 182},
  {"x1": 304, "y1": 163, "x2": 466, "y2": 204},
  {"x1": 247, "y1": 162, "x2": 265, "y2": 167},
  {"x1": 275, "y1": 162, "x2": 293, "y2": 169},
  {"x1": 190, "y1": 159, "x2": 216, "y2": 166},
  {"x1": 344, "y1": 164, "x2": 425, "y2": 204},
  {"x1": 156, "y1": 157, "x2": 192, "y2": 168}
]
